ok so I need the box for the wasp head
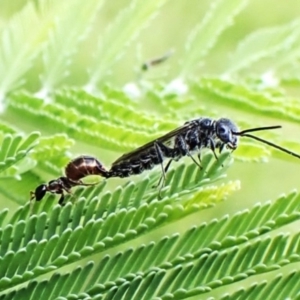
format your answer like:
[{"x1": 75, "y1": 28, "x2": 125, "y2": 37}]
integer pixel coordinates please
[
  {"x1": 215, "y1": 118, "x2": 239, "y2": 150},
  {"x1": 31, "y1": 184, "x2": 47, "y2": 201}
]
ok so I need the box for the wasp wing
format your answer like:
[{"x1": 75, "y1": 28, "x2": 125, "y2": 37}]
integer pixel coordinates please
[{"x1": 111, "y1": 120, "x2": 198, "y2": 165}]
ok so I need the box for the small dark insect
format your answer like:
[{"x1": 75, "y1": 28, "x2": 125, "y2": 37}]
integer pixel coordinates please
[
  {"x1": 30, "y1": 177, "x2": 79, "y2": 206},
  {"x1": 141, "y1": 50, "x2": 174, "y2": 71},
  {"x1": 30, "y1": 155, "x2": 107, "y2": 206},
  {"x1": 105, "y1": 117, "x2": 300, "y2": 193}
]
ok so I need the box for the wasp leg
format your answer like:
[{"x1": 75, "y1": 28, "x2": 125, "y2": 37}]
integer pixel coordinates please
[
  {"x1": 219, "y1": 143, "x2": 226, "y2": 153},
  {"x1": 59, "y1": 186, "x2": 72, "y2": 206},
  {"x1": 153, "y1": 141, "x2": 174, "y2": 197},
  {"x1": 58, "y1": 193, "x2": 65, "y2": 206},
  {"x1": 176, "y1": 135, "x2": 202, "y2": 170},
  {"x1": 197, "y1": 153, "x2": 202, "y2": 165},
  {"x1": 155, "y1": 159, "x2": 173, "y2": 195},
  {"x1": 216, "y1": 142, "x2": 229, "y2": 167},
  {"x1": 208, "y1": 138, "x2": 218, "y2": 160},
  {"x1": 189, "y1": 154, "x2": 203, "y2": 170},
  {"x1": 154, "y1": 142, "x2": 166, "y2": 197}
]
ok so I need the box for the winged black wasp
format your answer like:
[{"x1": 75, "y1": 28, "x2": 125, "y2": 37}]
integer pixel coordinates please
[{"x1": 103, "y1": 117, "x2": 300, "y2": 194}]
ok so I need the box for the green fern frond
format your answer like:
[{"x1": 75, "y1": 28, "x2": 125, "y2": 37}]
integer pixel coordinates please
[
  {"x1": 0, "y1": 132, "x2": 74, "y2": 202},
  {"x1": 30, "y1": 134, "x2": 74, "y2": 176},
  {"x1": 195, "y1": 77, "x2": 300, "y2": 124},
  {"x1": 8, "y1": 92, "x2": 153, "y2": 151},
  {"x1": 1, "y1": 190, "x2": 299, "y2": 299},
  {"x1": 144, "y1": 87, "x2": 204, "y2": 116},
  {"x1": 8, "y1": 263, "x2": 95, "y2": 299},
  {"x1": 32, "y1": 134, "x2": 73, "y2": 159},
  {"x1": 87, "y1": 0, "x2": 169, "y2": 88},
  {"x1": 78, "y1": 191, "x2": 300, "y2": 297},
  {"x1": 195, "y1": 77, "x2": 282, "y2": 116},
  {"x1": 225, "y1": 19, "x2": 300, "y2": 74},
  {"x1": 0, "y1": 122, "x2": 17, "y2": 135},
  {"x1": 39, "y1": 0, "x2": 103, "y2": 92},
  {"x1": 8, "y1": 91, "x2": 180, "y2": 152},
  {"x1": 216, "y1": 270, "x2": 300, "y2": 300},
  {"x1": 0, "y1": 2, "x2": 44, "y2": 97},
  {"x1": 54, "y1": 88, "x2": 178, "y2": 133},
  {"x1": 181, "y1": 0, "x2": 249, "y2": 75},
  {"x1": 0, "y1": 172, "x2": 40, "y2": 205},
  {"x1": 0, "y1": 132, "x2": 39, "y2": 177},
  {"x1": 83, "y1": 232, "x2": 298, "y2": 299},
  {"x1": 233, "y1": 142, "x2": 271, "y2": 162}
]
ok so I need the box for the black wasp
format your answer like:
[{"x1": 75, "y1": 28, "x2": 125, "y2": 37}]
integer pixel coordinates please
[
  {"x1": 30, "y1": 155, "x2": 107, "y2": 205},
  {"x1": 104, "y1": 117, "x2": 300, "y2": 193}
]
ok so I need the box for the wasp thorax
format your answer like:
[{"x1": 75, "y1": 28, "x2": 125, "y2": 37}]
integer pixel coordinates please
[
  {"x1": 215, "y1": 118, "x2": 239, "y2": 149},
  {"x1": 199, "y1": 118, "x2": 213, "y2": 129}
]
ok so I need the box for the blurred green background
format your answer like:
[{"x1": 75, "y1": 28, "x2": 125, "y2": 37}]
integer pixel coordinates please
[{"x1": 0, "y1": 0, "x2": 300, "y2": 298}]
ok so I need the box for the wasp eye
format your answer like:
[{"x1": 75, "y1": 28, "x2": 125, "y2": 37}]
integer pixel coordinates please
[
  {"x1": 218, "y1": 126, "x2": 227, "y2": 135},
  {"x1": 217, "y1": 125, "x2": 230, "y2": 141},
  {"x1": 216, "y1": 123, "x2": 233, "y2": 144}
]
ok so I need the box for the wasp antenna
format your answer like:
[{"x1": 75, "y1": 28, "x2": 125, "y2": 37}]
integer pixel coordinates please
[
  {"x1": 240, "y1": 133, "x2": 300, "y2": 160},
  {"x1": 235, "y1": 125, "x2": 282, "y2": 135}
]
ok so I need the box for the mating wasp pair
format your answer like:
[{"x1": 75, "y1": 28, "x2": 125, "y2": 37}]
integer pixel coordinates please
[{"x1": 31, "y1": 117, "x2": 300, "y2": 205}]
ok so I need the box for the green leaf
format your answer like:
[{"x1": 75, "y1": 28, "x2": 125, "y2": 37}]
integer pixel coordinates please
[
  {"x1": 225, "y1": 19, "x2": 300, "y2": 74},
  {"x1": 0, "y1": 132, "x2": 40, "y2": 176},
  {"x1": 87, "y1": 0, "x2": 170, "y2": 88},
  {"x1": 181, "y1": 0, "x2": 249, "y2": 75},
  {"x1": 39, "y1": 0, "x2": 104, "y2": 92}
]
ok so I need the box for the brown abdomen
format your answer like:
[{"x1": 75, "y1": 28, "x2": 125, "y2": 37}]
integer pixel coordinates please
[{"x1": 65, "y1": 155, "x2": 108, "y2": 181}]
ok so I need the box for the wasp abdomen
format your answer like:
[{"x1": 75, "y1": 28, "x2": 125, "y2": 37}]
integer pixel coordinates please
[
  {"x1": 65, "y1": 155, "x2": 108, "y2": 181},
  {"x1": 109, "y1": 153, "x2": 160, "y2": 177}
]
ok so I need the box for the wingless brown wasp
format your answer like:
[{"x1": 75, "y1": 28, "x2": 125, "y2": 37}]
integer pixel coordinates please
[
  {"x1": 103, "y1": 117, "x2": 300, "y2": 194},
  {"x1": 30, "y1": 155, "x2": 107, "y2": 205}
]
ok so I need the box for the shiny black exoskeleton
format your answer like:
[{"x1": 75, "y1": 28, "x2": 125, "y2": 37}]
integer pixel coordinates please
[
  {"x1": 30, "y1": 155, "x2": 107, "y2": 205},
  {"x1": 106, "y1": 118, "x2": 239, "y2": 178},
  {"x1": 30, "y1": 177, "x2": 78, "y2": 205},
  {"x1": 104, "y1": 117, "x2": 300, "y2": 190}
]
